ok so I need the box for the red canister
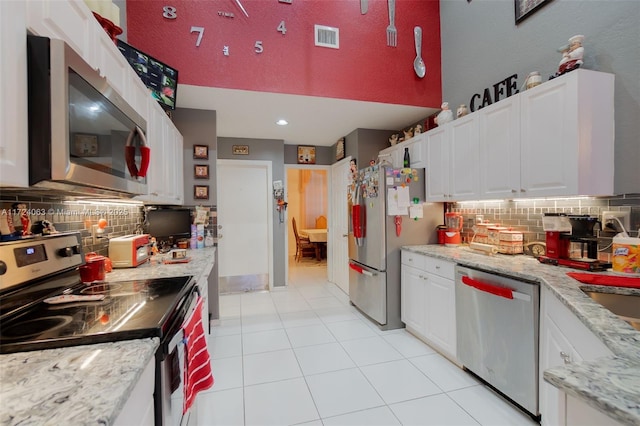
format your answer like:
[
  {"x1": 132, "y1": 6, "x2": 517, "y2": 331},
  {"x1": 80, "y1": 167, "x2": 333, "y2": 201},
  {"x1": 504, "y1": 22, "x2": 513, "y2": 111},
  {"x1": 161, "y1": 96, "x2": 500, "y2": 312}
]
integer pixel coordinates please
[
  {"x1": 80, "y1": 252, "x2": 107, "y2": 283},
  {"x1": 437, "y1": 225, "x2": 447, "y2": 244}
]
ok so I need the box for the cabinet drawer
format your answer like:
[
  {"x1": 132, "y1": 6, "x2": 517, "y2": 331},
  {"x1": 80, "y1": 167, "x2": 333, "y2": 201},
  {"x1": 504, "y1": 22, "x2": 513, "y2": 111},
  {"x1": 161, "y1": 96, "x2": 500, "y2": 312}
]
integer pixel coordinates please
[
  {"x1": 423, "y1": 257, "x2": 455, "y2": 280},
  {"x1": 401, "y1": 250, "x2": 426, "y2": 270}
]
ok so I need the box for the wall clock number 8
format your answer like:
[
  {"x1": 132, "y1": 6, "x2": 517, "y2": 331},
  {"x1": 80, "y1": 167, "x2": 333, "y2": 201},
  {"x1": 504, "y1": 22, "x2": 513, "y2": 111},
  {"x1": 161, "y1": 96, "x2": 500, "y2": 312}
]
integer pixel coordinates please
[{"x1": 163, "y1": 6, "x2": 177, "y2": 19}]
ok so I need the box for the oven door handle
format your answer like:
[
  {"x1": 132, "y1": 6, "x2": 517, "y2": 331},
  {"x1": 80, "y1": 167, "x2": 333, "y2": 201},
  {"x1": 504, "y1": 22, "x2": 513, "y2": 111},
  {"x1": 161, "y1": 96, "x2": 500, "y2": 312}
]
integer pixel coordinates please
[{"x1": 461, "y1": 275, "x2": 531, "y2": 301}]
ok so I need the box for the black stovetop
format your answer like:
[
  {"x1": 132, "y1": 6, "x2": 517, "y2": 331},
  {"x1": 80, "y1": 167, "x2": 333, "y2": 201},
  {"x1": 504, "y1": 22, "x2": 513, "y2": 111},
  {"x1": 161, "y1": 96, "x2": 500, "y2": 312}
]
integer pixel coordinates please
[{"x1": 0, "y1": 272, "x2": 194, "y2": 354}]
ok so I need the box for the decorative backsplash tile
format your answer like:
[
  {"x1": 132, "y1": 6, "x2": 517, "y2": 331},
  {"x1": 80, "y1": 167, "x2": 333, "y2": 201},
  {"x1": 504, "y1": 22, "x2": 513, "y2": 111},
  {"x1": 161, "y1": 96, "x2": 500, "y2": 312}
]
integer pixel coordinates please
[
  {"x1": 0, "y1": 195, "x2": 144, "y2": 256},
  {"x1": 451, "y1": 194, "x2": 640, "y2": 260}
]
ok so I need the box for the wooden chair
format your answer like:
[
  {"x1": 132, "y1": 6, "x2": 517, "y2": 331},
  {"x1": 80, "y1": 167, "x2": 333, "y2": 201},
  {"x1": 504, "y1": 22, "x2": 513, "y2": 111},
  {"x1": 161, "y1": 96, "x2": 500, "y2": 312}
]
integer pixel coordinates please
[
  {"x1": 315, "y1": 215, "x2": 327, "y2": 229},
  {"x1": 292, "y1": 217, "x2": 316, "y2": 261}
]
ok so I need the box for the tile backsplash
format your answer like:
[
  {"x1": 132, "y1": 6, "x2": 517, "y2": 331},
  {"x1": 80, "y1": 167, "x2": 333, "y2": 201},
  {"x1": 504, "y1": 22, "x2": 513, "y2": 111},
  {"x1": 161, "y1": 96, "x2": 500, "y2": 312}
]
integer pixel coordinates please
[
  {"x1": 451, "y1": 194, "x2": 640, "y2": 260},
  {"x1": 0, "y1": 195, "x2": 144, "y2": 256}
]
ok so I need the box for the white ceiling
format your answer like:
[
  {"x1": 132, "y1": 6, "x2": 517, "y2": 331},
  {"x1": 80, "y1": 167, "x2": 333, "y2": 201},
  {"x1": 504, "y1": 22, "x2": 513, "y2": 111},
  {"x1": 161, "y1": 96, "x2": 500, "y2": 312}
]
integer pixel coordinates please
[{"x1": 177, "y1": 85, "x2": 439, "y2": 147}]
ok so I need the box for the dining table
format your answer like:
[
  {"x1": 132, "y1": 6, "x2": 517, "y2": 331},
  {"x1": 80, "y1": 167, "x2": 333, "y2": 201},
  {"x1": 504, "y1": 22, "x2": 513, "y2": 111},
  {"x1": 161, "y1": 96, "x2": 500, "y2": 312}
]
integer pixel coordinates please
[{"x1": 300, "y1": 228, "x2": 327, "y2": 261}]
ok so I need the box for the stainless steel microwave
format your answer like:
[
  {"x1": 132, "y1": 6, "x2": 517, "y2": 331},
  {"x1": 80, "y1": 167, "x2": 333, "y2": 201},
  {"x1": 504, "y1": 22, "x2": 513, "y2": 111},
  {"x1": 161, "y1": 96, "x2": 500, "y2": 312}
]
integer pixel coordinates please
[{"x1": 27, "y1": 35, "x2": 148, "y2": 197}]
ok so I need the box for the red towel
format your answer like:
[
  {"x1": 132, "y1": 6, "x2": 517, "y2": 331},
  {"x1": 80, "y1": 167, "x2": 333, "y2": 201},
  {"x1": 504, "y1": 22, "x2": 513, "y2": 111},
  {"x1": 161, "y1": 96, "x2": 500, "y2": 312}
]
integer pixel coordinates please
[
  {"x1": 182, "y1": 297, "x2": 214, "y2": 414},
  {"x1": 567, "y1": 272, "x2": 640, "y2": 288}
]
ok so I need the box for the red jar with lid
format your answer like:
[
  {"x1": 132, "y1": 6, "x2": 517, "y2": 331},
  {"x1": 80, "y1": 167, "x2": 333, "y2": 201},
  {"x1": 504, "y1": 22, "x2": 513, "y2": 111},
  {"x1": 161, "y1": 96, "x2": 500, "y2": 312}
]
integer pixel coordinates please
[{"x1": 80, "y1": 252, "x2": 107, "y2": 283}]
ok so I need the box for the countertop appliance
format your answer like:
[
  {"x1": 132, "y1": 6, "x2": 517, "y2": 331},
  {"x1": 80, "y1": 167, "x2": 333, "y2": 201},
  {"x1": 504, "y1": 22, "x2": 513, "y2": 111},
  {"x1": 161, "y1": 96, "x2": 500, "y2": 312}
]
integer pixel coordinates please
[
  {"x1": 455, "y1": 265, "x2": 540, "y2": 420},
  {"x1": 0, "y1": 233, "x2": 201, "y2": 426},
  {"x1": 348, "y1": 165, "x2": 442, "y2": 330},
  {"x1": 109, "y1": 234, "x2": 151, "y2": 268},
  {"x1": 538, "y1": 213, "x2": 611, "y2": 271},
  {"x1": 26, "y1": 35, "x2": 148, "y2": 198},
  {"x1": 444, "y1": 212, "x2": 463, "y2": 246}
]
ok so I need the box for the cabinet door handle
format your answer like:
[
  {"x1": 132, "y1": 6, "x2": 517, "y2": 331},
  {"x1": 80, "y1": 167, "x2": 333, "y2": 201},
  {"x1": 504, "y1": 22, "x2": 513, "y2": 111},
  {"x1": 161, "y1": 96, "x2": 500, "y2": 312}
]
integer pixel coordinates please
[{"x1": 560, "y1": 351, "x2": 571, "y2": 364}]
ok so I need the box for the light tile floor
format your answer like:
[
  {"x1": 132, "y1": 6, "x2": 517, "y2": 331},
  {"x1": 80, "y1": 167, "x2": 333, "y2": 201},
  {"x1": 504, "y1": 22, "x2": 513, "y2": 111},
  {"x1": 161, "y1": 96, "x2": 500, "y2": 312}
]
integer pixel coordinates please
[{"x1": 196, "y1": 259, "x2": 539, "y2": 426}]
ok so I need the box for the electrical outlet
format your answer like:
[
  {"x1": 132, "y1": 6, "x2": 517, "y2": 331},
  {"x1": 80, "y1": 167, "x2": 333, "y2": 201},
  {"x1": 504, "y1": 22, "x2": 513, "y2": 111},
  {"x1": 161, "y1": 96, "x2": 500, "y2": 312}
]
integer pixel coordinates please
[{"x1": 602, "y1": 211, "x2": 630, "y2": 232}]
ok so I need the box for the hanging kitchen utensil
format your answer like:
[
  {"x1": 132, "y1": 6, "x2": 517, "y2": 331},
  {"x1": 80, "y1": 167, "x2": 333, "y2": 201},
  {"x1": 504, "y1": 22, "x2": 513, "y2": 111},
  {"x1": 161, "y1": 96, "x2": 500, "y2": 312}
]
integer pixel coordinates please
[{"x1": 413, "y1": 26, "x2": 426, "y2": 78}]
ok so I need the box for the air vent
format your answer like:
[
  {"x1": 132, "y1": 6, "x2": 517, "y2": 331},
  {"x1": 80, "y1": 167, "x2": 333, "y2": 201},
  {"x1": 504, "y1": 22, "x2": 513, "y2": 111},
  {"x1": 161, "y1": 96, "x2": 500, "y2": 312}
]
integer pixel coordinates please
[{"x1": 314, "y1": 25, "x2": 339, "y2": 49}]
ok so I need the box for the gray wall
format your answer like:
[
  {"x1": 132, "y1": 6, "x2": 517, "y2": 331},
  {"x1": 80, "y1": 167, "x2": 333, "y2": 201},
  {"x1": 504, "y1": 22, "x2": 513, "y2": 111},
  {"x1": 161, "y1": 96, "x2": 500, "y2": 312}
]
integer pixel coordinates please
[
  {"x1": 344, "y1": 128, "x2": 397, "y2": 168},
  {"x1": 172, "y1": 108, "x2": 217, "y2": 205},
  {"x1": 217, "y1": 137, "x2": 286, "y2": 287},
  {"x1": 439, "y1": 0, "x2": 640, "y2": 195}
]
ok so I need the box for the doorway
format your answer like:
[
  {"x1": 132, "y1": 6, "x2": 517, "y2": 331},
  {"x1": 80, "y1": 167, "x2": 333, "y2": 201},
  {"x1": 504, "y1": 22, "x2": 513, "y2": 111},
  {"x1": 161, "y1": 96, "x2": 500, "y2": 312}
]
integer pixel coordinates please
[
  {"x1": 217, "y1": 159, "x2": 273, "y2": 293},
  {"x1": 285, "y1": 166, "x2": 328, "y2": 283}
]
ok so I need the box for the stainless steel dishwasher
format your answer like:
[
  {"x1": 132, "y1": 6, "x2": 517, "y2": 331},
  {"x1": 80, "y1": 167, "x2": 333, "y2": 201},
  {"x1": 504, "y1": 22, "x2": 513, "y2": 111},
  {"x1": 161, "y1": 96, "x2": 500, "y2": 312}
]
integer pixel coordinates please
[{"x1": 455, "y1": 265, "x2": 540, "y2": 419}]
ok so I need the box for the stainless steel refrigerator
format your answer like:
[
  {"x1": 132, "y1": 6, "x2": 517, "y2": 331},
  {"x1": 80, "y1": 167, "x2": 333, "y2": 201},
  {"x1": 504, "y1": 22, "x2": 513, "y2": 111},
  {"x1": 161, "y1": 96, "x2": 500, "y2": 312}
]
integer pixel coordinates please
[{"x1": 348, "y1": 165, "x2": 443, "y2": 330}]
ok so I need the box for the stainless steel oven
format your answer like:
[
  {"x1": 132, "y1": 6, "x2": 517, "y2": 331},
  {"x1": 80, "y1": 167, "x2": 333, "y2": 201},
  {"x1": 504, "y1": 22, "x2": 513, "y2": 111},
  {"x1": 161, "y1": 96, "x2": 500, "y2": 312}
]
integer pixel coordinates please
[
  {"x1": 455, "y1": 265, "x2": 540, "y2": 420},
  {"x1": 0, "y1": 233, "x2": 201, "y2": 426},
  {"x1": 26, "y1": 35, "x2": 148, "y2": 197}
]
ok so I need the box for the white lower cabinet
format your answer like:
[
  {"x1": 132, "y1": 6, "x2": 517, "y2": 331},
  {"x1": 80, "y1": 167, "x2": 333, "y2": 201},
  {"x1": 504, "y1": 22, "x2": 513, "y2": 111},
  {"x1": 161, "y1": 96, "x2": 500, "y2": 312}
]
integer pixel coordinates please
[
  {"x1": 540, "y1": 287, "x2": 613, "y2": 426},
  {"x1": 401, "y1": 250, "x2": 456, "y2": 360},
  {"x1": 114, "y1": 357, "x2": 155, "y2": 426}
]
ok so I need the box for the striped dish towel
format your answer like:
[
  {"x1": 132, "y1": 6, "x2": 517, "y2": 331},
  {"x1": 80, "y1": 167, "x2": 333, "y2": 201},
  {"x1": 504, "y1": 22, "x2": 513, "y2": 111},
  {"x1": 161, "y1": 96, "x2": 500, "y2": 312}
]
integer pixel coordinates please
[{"x1": 182, "y1": 296, "x2": 214, "y2": 414}]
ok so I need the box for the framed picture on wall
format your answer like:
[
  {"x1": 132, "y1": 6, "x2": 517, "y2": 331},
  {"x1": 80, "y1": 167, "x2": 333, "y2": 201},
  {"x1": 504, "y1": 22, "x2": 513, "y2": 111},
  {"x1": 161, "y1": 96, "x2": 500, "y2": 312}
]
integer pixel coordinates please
[
  {"x1": 194, "y1": 185, "x2": 209, "y2": 200},
  {"x1": 194, "y1": 165, "x2": 209, "y2": 179},
  {"x1": 335, "y1": 138, "x2": 345, "y2": 161},
  {"x1": 297, "y1": 145, "x2": 316, "y2": 164},
  {"x1": 515, "y1": 0, "x2": 551, "y2": 23},
  {"x1": 193, "y1": 144, "x2": 209, "y2": 159}
]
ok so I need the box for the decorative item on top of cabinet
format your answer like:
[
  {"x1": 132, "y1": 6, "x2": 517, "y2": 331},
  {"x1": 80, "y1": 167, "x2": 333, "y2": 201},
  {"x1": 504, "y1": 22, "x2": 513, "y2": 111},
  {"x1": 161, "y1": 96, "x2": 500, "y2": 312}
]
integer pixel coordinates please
[
  {"x1": 402, "y1": 128, "x2": 414, "y2": 141},
  {"x1": 434, "y1": 102, "x2": 453, "y2": 126},
  {"x1": 456, "y1": 104, "x2": 468, "y2": 118},
  {"x1": 414, "y1": 124, "x2": 423, "y2": 134},
  {"x1": 550, "y1": 34, "x2": 584, "y2": 79},
  {"x1": 389, "y1": 133, "x2": 399, "y2": 146}
]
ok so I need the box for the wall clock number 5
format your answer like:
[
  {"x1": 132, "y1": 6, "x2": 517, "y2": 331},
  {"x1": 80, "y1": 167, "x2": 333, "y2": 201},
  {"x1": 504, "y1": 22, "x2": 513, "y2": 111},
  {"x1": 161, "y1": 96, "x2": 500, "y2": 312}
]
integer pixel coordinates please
[
  {"x1": 163, "y1": 6, "x2": 177, "y2": 19},
  {"x1": 277, "y1": 21, "x2": 287, "y2": 35},
  {"x1": 255, "y1": 41, "x2": 264, "y2": 53}
]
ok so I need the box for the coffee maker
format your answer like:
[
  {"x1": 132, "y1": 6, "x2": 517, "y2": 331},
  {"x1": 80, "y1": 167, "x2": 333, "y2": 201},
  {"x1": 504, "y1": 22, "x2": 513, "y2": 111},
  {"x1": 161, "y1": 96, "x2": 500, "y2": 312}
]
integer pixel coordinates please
[{"x1": 538, "y1": 214, "x2": 611, "y2": 271}]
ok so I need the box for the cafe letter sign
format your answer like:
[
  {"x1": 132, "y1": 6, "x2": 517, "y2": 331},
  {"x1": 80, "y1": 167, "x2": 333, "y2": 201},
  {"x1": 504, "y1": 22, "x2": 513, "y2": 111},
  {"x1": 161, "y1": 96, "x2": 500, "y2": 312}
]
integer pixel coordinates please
[{"x1": 469, "y1": 74, "x2": 519, "y2": 112}]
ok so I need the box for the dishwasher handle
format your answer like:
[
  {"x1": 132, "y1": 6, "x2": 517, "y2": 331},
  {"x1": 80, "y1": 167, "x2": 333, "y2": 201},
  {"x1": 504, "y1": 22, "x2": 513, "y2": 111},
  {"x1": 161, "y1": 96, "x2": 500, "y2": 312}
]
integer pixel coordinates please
[{"x1": 461, "y1": 275, "x2": 531, "y2": 302}]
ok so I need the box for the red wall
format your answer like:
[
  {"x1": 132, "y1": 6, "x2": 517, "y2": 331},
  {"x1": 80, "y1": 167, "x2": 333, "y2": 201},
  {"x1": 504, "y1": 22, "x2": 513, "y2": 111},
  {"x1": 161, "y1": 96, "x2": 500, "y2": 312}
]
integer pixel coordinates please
[{"x1": 127, "y1": 0, "x2": 441, "y2": 107}]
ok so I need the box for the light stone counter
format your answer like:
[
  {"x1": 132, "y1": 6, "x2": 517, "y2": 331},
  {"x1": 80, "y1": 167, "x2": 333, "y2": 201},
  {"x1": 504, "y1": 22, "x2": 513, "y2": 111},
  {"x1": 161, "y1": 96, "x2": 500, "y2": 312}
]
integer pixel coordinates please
[
  {"x1": 0, "y1": 338, "x2": 158, "y2": 426},
  {"x1": 105, "y1": 246, "x2": 216, "y2": 285},
  {"x1": 403, "y1": 244, "x2": 640, "y2": 425},
  {"x1": 0, "y1": 247, "x2": 217, "y2": 426}
]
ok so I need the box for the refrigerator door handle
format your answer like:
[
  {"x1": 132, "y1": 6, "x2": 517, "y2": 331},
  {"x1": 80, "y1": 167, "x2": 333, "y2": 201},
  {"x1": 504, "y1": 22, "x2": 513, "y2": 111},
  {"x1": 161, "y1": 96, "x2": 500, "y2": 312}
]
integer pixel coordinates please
[{"x1": 349, "y1": 262, "x2": 376, "y2": 277}]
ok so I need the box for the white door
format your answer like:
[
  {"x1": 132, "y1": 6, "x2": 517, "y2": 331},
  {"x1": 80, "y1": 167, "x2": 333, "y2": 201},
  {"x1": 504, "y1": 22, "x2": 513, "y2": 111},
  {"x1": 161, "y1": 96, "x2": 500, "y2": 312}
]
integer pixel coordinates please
[
  {"x1": 217, "y1": 160, "x2": 273, "y2": 292},
  {"x1": 329, "y1": 157, "x2": 351, "y2": 294}
]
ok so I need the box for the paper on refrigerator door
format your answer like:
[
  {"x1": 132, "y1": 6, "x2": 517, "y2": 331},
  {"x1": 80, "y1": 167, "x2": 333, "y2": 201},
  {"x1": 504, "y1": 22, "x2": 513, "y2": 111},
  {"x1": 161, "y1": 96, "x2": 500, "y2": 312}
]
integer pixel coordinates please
[
  {"x1": 387, "y1": 188, "x2": 408, "y2": 216},
  {"x1": 397, "y1": 186, "x2": 411, "y2": 207},
  {"x1": 409, "y1": 204, "x2": 424, "y2": 219}
]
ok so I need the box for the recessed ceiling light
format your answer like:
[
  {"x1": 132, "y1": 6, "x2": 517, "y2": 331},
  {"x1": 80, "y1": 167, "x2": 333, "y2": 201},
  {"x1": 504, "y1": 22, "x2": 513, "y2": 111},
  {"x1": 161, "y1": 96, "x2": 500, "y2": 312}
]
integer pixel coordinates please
[{"x1": 276, "y1": 119, "x2": 288, "y2": 126}]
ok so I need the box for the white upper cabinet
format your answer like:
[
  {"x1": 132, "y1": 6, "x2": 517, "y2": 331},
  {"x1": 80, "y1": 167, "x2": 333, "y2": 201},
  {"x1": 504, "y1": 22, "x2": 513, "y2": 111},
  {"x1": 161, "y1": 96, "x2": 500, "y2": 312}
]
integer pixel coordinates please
[
  {"x1": 0, "y1": 1, "x2": 29, "y2": 187},
  {"x1": 448, "y1": 115, "x2": 480, "y2": 200},
  {"x1": 479, "y1": 95, "x2": 521, "y2": 198},
  {"x1": 520, "y1": 70, "x2": 614, "y2": 197},
  {"x1": 418, "y1": 69, "x2": 615, "y2": 202},
  {"x1": 425, "y1": 115, "x2": 480, "y2": 202},
  {"x1": 135, "y1": 103, "x2": 184, "y2": 205},
  {"x1": 425, "y1": 127, "x2": 450, "y2": 201},
  {"x1": 379, "y1": 133, "x2": 426, "y2": 169},
  {"x1": 26, "y1": 0, "x2": 100, "y2": 71}
]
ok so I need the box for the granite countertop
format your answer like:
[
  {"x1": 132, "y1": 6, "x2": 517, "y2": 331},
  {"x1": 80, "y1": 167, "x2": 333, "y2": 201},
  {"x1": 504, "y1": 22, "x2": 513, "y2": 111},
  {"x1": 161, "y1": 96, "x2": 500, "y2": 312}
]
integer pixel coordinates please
[
  {"x1": 0, "y1": 247, "x2": 217, "y2": 426},
  {"x1": 403, "y1": 244, "x2": 640, "y2": 425},
  {"x1": 105, "y1": 246, "x2": 216, "y2": 284},
  {"x1": 0, "y1": 338, "x2": 158, "y2": 426}
]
